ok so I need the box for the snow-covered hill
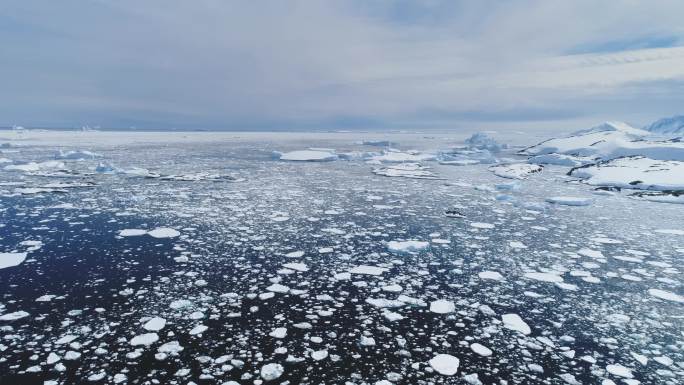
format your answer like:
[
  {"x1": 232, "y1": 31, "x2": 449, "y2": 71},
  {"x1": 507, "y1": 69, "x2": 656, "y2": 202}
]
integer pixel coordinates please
[
  {"x1": 520, "y1": 121, "x2": 684, "y2": 161},
  {"x1": 644, "y1": 115, "x2": 684, "y2": 135}
]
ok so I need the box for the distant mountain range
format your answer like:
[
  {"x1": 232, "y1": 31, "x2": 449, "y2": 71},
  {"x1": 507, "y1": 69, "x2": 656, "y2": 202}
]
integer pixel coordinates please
[{"x1": 645, "y1": 115, "x2": 684, "y2": 135}]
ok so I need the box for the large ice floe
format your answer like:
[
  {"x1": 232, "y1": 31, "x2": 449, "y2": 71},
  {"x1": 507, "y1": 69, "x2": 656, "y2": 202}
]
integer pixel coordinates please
[{"x1": 278, "y1": 150, "x2": 339, "y2": 162}]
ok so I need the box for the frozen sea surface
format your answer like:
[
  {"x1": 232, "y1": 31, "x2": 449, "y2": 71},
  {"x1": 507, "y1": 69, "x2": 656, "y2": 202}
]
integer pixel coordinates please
[{"x1": 0, "y1": 130, "x2": 682, "y2": 384}]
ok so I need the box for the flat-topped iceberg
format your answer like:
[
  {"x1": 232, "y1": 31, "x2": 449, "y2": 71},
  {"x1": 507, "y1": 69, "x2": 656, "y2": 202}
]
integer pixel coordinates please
[{"x1": 279, "y1": 150, "x2": 338, "y2": 162}]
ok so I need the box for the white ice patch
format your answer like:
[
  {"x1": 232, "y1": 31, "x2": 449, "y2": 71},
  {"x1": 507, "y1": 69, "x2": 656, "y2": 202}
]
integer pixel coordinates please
[
  {"x1": 147, "y1": 228, "x2": 180, "y2": 238},
  {"x1": 119, "y1": 229, "x2": 147, "y2": 237},
  {"x1": 372, "y1": 163, "x2": 441, "y2": 179},
  {"x1": 387, "y1": 240, "x2": 429, "y2": 254},
  {"x1": 143, "y1": 317, "x2": 166, "y2": 331},
  {"x1": 260, "y1": 363, "x2": 285, "y2": 381},
  {"x1": 429, "y1": 299, "x2": 455, "y2": 314},
  {"x1": 429, "y1": 354, "x2": 460, "y2": 376},
  {"x1": 470, "y1": 343, "x2": 493, "y2": 357},
  {"x1": 470, "y1": 222, "x2": 495, "y2": 229},
  {"x1": 524, "y1": 272, "x2": 563, "y2": 283},
  {"x1": 279, "y1": 150, "x2": 337, "y2": 162},
  {"x1": 478, "y1": 271, "x2": 504, "y2": 281},
  {"x1": 605, "y1": 364, "x2": 634, "y2": 378},
  {"x1": 349, "y1": 265, "x2": 387, "y2": 276},
  {"x1": 0, "y1": 310, "x2": 30, "y2": 321},
  {"x1": 648, "y1": 288, "x2": 684, "y2": 303},
  {"x1": 502, "y1": 313, "x2": 531, "y2": 335},
  {"x1": 570, "y1": 156, "x2": 684, "y2": 191},
  {"x1": 489, "y1": 163, "x2": 542, "y2": 179},
  {"x1": 130, "y1": 333, "x2": 159, "y2": 346},
  {"x1": 0, "y1": 252, "x2": 28, "y2": 269}
]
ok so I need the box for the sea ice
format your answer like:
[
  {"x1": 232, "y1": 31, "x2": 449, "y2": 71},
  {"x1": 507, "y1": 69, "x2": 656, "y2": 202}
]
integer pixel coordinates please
[
  {"x1": 0, "y1": 252, "x2": 28, "y2": 269},
  {"x1": 429, "y1": 354, "x2": 460, "y2": 376}
]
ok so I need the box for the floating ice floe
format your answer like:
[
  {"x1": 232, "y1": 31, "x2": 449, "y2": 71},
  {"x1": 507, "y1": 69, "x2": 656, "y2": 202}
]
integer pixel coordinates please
[
  {"x1": 349, "y1": 265, "x2": 387, "y2": 276},
  {"x1": 470, "y1": 222, "x2": 495, "y2": 229},
  {"x1": 545, "y1": 196, "x2": 592, "y2": 206},
  {"x1": 429, "y1": 354, "x2": 460, "y2": 376},
  {"x1": 489, "y1": 163, "x2": 542, "y2": 179},
  {"x1": 0, "y1": 252, "x2": 28, "y2": 269},
  {"x1": 605, "y1": 364, "x2": 633, "y2": 379},
  {"x1": 470, "y1": 343, "x2": 493, "y2": 357},
  {"x1": 569, "y1": 156, "x2": 684, "y2": 191},
  {"x1": 4, "y1": 160, "x2": 65, "y2": 172},
  {"x1": 119, "y1": 229, "x2": 147, "y2": 237},
  {"x1": 502, "y1": 313, "x2": 531, "y2": 335},
  {"x1": 0, "y1": 310, "x2": 30, "y2": 321},
  {"x1": 260, "y1": 363, "x2": 284, "y2": 381},
  {"x1": 279, "y1": 150, "x2": 338, "y2": 162},
  {"x1": 429, "y1": 299, "x2": 455, "y2": 314},
  {"x1": 648, "y1": 288, "x2": 684, "y2": 303},
  {"x1": 129, "y1": 333, "x2": 159, "y2": 346},
  {"x1": 372, "y1": 163, "x2": 442, "y2": 179},
  {"x1": 282, "y1": 262, "x2": 308, "y2": 272},
  {"x1": 438, "y1": 159, "x2": 481, "y2": 166},
  {"x1": 369, "y1": 150, "x2": 436, "y2": 163},
  {"x1": 147, "y1": 228, "x2": 181, "y2": 238},
  {"x1": 387, "y1": 240, "x2": 429, "y2": 254},
  {"x1": 143, "y1": 317, "x2": 166, "y2": 331},
  {"x1": 55, "y1": 149, "x2": 101, "y2": 160},
  {"x1": 524, "y1": 271, "x2": 564, "y2": 283},
  {"x1": 478, "y1": 271, "x2": 504, "y2": 281}
]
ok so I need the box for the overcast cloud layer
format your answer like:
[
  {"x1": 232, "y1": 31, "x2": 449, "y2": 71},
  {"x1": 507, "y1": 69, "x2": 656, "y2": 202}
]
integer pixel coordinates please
[{"x1": 2, "y1": 0, "x2": 684, "y2": 131}]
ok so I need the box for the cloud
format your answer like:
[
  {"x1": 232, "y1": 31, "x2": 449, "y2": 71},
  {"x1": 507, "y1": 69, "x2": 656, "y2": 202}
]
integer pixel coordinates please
[{"x1": 1, "y1": 0, "x2": 684, "y2": 130}]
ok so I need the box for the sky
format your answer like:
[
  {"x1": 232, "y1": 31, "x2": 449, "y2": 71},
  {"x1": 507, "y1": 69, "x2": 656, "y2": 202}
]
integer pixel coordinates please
[{"x1": 2, "y1": 0, "x2": 684, "y2": 131}]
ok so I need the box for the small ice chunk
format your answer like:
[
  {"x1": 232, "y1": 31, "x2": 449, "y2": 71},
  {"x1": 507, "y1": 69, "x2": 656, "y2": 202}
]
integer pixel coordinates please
[
  {"x1": 605, "y1": 364, "x2": 633, "y2": 378},
  {"x1": 429, "y1": 354, "x2": 460, "y2": 376},
  {"x1": 0, "y1": 311, "x2": 30, "y2": 321},
  {"x1": 470, "y1": 343, "x2": 493, "y2": 357},
  {"x1": 387, "y1": 240, "x2": 429, "y2": 254},
  {"x1": 143, "y1": 317, "x2": 166, "y2": 331},
  {"x1": 430, "y1": 299, "x2": 455, "y2": 314},
  {"x1": 648, "y1": 288, "x2": 684, "y2": 303},
  {"x1": 524, "y1": 272, "x2": 563, "y2": 283},
  {"x1": 470, "y1": 222, "x2": 495, "y2": 229},
  {"x1": 130, "y1": 333, "x2": 159, "y2": 346},
  {"x1": 0, "y1": 252, "x2": 28, "y2": 270},
  {"x1": 269, "y1": 327, "x2": 287, "y2": 339},
  {"x1": 260, "y1": 363, "x2": 284, "y2": 381},
  {"x1": 147, "y1": 228, "x2": 180, "y2": 238},
  {"x1": 283, "y1": 262, "x2": 308, "y2": 272},
  {"x1": 349, "y1": 265, "x2": 387, "y2": 276},
  {"x1": 266, "y1": 283, "x2": 290, "y2": 293},
  {"x1": 118, "y1": 229, "x2": 147, "y2": 237},
  {"x1": 502, "y1": 313, "x2": 531, "y2": 335},
  {"x1": 478, "y1": 271, "x2": 504, "y2": 281}
]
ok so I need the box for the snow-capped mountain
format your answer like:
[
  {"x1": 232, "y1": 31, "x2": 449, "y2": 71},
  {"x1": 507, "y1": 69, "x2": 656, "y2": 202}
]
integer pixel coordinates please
[
  {"x1": 571, "y1": 121, "x2": 649, "y2": 137},
  {"x1": 645, "y1": 115, "x2": 684, "y2": 135}
]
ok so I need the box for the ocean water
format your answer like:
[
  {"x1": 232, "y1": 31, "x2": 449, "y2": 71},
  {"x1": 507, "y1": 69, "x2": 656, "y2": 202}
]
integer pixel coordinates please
[{"x1": 0, "y1": 131, "x2": 682, "y2": 384}]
